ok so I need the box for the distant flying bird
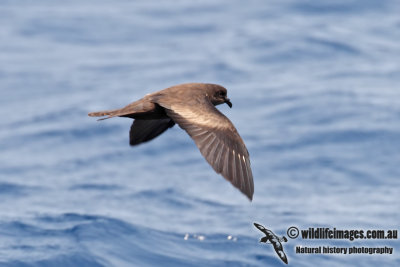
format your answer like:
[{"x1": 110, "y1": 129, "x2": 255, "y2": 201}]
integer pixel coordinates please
[
  {"x1": 88, "y1": 83, "x2": 254, "y2": 200},
  {"x1": 254, "y1": 223, "x2": 288, "y2": 264}
]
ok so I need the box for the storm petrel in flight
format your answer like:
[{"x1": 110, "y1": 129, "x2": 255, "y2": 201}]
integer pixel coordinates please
[
  {"x1": 88, "y1": 83, "x2": 254, "y2": 200},
  {"x1": 254, "y1": 223, "x2": 288, "y2": 264}
]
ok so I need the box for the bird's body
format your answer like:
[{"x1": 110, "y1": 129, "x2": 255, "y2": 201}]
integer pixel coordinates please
[{"x1": 89, "y1": 83, "x2": 254, "y2": 200}]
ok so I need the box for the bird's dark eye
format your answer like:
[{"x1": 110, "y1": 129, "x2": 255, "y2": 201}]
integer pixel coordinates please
[{"x1": 219, "y1": 91, "x2": 225, "y2": 97}]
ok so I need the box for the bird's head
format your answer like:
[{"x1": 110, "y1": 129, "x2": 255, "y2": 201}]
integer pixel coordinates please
[
  {"x1": 259, "y1": 236, "x2": 269, "y2": 243},
  {"x1": 207, "y1": 84, "x2": 232, "y2": 108}
]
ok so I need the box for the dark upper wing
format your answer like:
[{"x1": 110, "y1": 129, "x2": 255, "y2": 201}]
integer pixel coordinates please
[
  {"x1": 130, "y1": 119, "x2": 175, "y2": 146},
  {"x1": 273, "y1": 244, "x2": 288, "y2": 264},
  {"x1": 156, "y1": 98, "x2": 254, "y2": 200},
  {"x1": 254, "y1": 223, "x2": 269, "y2": 235}
]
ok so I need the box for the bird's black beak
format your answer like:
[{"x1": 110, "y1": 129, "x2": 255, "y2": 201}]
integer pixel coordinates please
[{"x1": 225, "y1": 98, "x2": 232, "y2": 108}]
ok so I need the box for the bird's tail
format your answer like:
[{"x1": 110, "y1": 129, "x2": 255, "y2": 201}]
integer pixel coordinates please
[
  {"x1": 88, "y1": 98, "x2": 157, "y2": 121},
  {"x1": 88, "y1": 109, "x2": 122, "y2": 120}
]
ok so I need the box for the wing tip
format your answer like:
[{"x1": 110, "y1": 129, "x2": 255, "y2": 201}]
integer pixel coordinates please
[
  {"x1": 237, "y1": 173, "x2": 254, "y2": 201},
  {"x1": 244, "y1": 189, "x2": 253, "y2": 201},
  {"x1": 281, "y1": 255, "x2": 288, "y2": 264},
  {"x1": 216, "y1": 169, "x2": 254, "y2": 201}
]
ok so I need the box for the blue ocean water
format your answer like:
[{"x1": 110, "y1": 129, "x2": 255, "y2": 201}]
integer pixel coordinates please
[{"x1": 1, "y1": 0, "x2": 399, "y2": 266}]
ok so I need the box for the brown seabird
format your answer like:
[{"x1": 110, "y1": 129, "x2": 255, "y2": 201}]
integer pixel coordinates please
[{"x1": 88, "y1": 83, "x2": 254, "y2": 200}]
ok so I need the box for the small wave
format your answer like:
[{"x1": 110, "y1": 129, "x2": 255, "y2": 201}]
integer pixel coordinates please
[{"x1": 0, "y1": 213, "x2": 260, "y2": 266}]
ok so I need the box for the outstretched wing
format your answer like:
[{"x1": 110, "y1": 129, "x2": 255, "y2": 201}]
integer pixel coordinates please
[
  {"x1": 273, "y1": 244, "x2": 288, "y2": 264},
  {"x1": 157, "y1": 98, "x2": 254, "y2": 200},
  {"x1": 254, "y1": 223, "x2": 269, "y2": 235}
]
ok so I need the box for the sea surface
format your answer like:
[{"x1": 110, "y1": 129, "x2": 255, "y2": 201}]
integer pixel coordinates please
[{"x1": 1, "y1": 0, "x2": 399, "y2": 266}]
